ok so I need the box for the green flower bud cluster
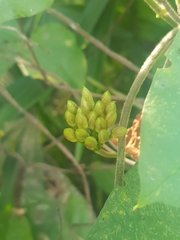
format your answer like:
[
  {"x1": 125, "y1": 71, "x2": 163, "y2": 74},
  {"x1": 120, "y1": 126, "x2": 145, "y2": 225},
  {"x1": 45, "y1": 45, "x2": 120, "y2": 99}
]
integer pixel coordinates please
[{"x1": 63, "y1": 86, "x2": 127, "y2": 151}]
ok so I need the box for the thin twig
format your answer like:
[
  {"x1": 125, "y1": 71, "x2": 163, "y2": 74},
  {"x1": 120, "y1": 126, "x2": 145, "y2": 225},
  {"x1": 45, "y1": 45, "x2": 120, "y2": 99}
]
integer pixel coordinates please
[
  {"x1": 47, "y1": 8, "x2": 143, "y2": 74},
  {"x1": 13, "y1": 21, "x2": 48, "y2": 81},
  {"x1": 0, "y1": 142, "x2": 25, "y2": 165},
  {"x1": 0, "y1": 25, "x2": 34, "y2": 46},
  {"x1": 0, "y1": 54, "x2": 144, "y2": 106},
  {"x1": 115, "y1": 26, "x2": 180, "y2": 186},
  {"x1": 0, "y1": 86, "x2": 93, "y2": 212},
  {"x1": 0, "y1": 24, "x2": 79, "y2": 101},
  {"x1": 26, "y1": 43, "x2": 49, "y2": 82}
]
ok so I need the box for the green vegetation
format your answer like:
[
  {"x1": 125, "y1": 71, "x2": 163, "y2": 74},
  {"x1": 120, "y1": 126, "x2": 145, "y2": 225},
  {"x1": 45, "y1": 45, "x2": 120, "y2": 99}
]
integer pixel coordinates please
[{"x1": 1, "y1": 0, "x2": 180, "y2": 239}]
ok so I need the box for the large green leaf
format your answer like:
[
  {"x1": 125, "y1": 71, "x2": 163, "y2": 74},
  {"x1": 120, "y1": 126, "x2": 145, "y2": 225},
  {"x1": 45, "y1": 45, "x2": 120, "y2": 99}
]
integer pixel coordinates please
[
  {"x1": 137, "y1": 30, "x2": 180, "y2": 208},
  {"x1": 85, "y1": 164, "x2": 180, "y2": 239},
  {"x1": 0, "y1": 0, "x2": 54, "y2": 24},
  {"x1": 31, "y1": 23, "x2": 87, "y2": 88}
]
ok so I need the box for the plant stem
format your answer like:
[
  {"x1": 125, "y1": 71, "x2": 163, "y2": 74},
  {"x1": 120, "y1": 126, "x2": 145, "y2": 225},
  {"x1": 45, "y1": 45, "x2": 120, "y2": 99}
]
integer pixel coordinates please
[
  {"x1": 144, "y1": 0, "x2": 177, "y2": 27},
  {"x1": 158, "y1": 0, "x2": 180, "y2": 24},
  {"x1": 95, "y1": 149, "x2": 117, "y2": 158},
  {"x1": 114, "y1": 26, "x2": 180, "y2": 186}
]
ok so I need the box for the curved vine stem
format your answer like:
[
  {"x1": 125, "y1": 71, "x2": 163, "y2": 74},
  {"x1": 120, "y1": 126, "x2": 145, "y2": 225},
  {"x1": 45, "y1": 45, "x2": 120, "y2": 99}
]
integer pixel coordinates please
[{"x1": 114, "y1": 26, "x2": 180, "y2": 186}]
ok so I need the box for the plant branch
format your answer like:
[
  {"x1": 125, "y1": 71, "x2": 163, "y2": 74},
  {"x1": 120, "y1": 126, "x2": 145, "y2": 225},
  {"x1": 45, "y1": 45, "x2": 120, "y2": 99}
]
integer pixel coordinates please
[
  {"x1": 114, "y1": 26, "x2": 180, "y2": 186},
  {"x1": 16, "y1": 20, "x2": 49, "y2": 83},
  {"x1": 0, "y1": 55, "x2": 143, "y2": 107},
  {"x1": 47, "y1": 8, "x2": 143, "y2": 74},
  {"x1": 0, "y1": 25, "x2": 34, "y2": 45},
  {"x1": 0, "y1": 86, "x2": 93, "y2": 213}
]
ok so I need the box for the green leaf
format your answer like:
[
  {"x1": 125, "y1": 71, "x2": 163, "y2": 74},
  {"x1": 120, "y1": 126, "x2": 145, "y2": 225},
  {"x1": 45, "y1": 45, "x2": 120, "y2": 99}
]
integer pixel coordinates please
[
  {"x1": 86, "y1": 1, "x2": 114, "y2": 80},
  {"x1": 22, "y1": 164, "x2": 95, "y2": 240},
  {"x1": 3, "y1": 118, "x2": 43, "y2": 162},
  {"x1": 79, "y1": 0, "x2": 109, "y2": 33},
  {"x1": 0, "y1": 77, "x2": 48, "y2": 128},
  {"x1": 0, "y1": 156, "x2": 19, "y2": 213},
  {"x1": 138, "y1": 30, "x2": 180, "y2": 208},
  {"x1": 0, "y1": 212, "x2": 33, "y2": 240},
  {"x1": 22, "y1": 166, "x2": 61, "y2": 240},
  {"x1": 0, "y1": 0, "x2": 54, "y2": 24},
  {"x1": 31, "y1": 23, "x2": 87, "y2": 88},
  {"x1": 90, "y1": 162, "x2": 114, "y2": 194},
  {"x1": 5, "y1": 214, "x2": 33, "y2": 240},
  {"x1": 85, "y1": 164, "x2": 180, "y2": 239},
  {"x1": 0, "y1": 20, "x2": 27, "y2": 76}
]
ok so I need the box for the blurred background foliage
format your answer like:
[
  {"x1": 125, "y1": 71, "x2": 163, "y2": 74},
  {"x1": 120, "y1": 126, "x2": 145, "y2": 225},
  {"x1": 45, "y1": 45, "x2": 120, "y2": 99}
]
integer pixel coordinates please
[{"x1": 0, "y1": 0, "x2": 173, "y2": 239}]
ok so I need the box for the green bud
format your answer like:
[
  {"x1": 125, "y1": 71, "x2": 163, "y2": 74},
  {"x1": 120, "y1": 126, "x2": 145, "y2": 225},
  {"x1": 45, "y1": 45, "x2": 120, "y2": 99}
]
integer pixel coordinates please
[
  {"x1": 75, "y1": 129, "x2": 89, "y2": 142},
  {"x1": 64, "y1": 128, "x2": 77, "y2": 142},
  {"x1": 76, "y1": 107, "x2": 83, "y2": 114},
  {"x1": 94, "y1": 100, "x2": 105, "y2": 116},
  {"x1": 64, "y1": 110, "x2": 76, "y2": 127},
  {"x1": 111, "y1": 126, "x2": 127, "y2": 138},
  {"x1": 98, "y1": 129, "x2": 109, "y2": 144},
  {"x1": 75, "y1": 110, "x2": 88, "y2": 129},
  {"x1": 106, "y1": 101, "x2": 116, "y2": 114},
  {"x1": 95, "y1": 117, "x2": 107, "y2": 132},
  {"x1": 84, "y1": 136, "x2": 97, "y2": 150},
  {"x1": 67, "y1": 100, "x2": 78, "y2": 114},
  {"x1": 106, "y1": 111, "x2": 117, "y2": 128},
  {"x1": 81, "y1": 86, "x2": 95, "y2": 114},
  {"x1": 87, "y1": 111, "x2": 98, "y2": 130},
  {"x1": 101, "y1": 91, "x2": 112, "y2": 106}
]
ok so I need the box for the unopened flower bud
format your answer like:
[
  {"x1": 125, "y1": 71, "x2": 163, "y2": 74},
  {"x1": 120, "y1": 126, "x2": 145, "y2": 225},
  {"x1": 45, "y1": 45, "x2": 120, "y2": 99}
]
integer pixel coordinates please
[
  {"x1": 81, "y1": 86, "x2": 94, "y2": 114},
  {"x1": 88, "y1": 111, "x2": 98, "y2": 130},
  {"x1": 64, "y1": 128, "x2": 77, "y2": 142},
  {"x1": 98, "y1": 129, "x2": 109, "y2": 144},
  {"x1": 105, "y1": 101, "x2": 116, "y2": 114},
  {"x1": 106, "y1": 111, "x2": 117, "y2": 128},
  {"x1": 101, "y1": 91, "x2": 112, "y2": 106},
  {"x1": 94, "y1": 100, "x2": 105, "y2": 116},
  {"x1": 67, "y1": 100, "x2": 78, "y2": 114},
  {"x1": 75, "y1": 111, "x2": 88, "y2": 129},
  {"x1": 64, "y1": 110, "x2": 76, "y2": 127},
  {"x1": 95, "y1": 117, "x2": 107, "y2": 132},
  {"x1": 111, "y1": 126, "x2": 127, "y2": 138},
  {"x1": 75, "y1": 129, "x2": 89, "y2": 142},
  {"x1": 84, "y1": 136, "x2": 97, "y2": 150},
  {"x1": 76, "y1": 107, "x2": 83, "y2": 114}
]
